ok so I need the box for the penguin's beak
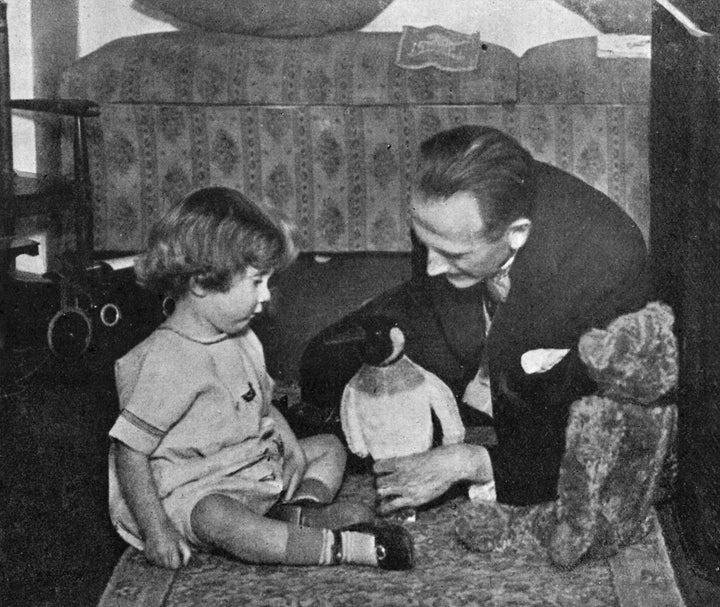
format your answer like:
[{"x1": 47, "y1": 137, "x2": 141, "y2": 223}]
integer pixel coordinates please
[{"x1": 323, "y1": 324, "x2": 366, "y2": 346}]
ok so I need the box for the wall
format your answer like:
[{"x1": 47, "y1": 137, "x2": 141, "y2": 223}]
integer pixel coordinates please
[
  {"x1": 77, "y1": 0, "x2": 175, "y2": 58},
  {"x1": 362, "y1": 0, "x2": 599, "y2": 56},
  {"x1": 7, "y1": 0, "x2": 78, "y2": 174},
  {"x1": 8, "y1": 0, "x2": 78, "y2": 272},
  {"x1": 7, "y1": 0, "x2": 174, "y2": 174},
  {"x1": 77, "y1": 0, "x2": 600, "y2": 57},
  {"x1": 7, "y1": 0, "x2": 35, "y2": 173}
]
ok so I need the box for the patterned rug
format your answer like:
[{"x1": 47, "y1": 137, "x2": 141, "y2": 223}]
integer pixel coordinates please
[{"x1": 98, "y1": 474, "x2": 684, "y2": 607}]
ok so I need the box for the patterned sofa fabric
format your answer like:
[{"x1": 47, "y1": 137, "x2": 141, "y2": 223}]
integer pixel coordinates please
[{"x1": 59, "y1": 33, "x2": 650, "y2": 254}]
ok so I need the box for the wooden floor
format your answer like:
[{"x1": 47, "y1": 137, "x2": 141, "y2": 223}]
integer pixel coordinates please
[{"x1": 1, "y1": 283, "x2": 720, "y2": 607}]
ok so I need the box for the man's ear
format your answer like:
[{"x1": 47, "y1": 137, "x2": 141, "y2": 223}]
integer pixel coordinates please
[{"x1": 506, "y1": 218, "x2": 531, "y2": 251}]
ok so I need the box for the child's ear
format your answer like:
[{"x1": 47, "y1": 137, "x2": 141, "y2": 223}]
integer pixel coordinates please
[{"x1": 188, "y1": 276, "x2": 209, "y2": 297}]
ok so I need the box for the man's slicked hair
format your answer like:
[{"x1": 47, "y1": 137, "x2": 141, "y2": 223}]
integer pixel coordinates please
[{"x1": 416, "y1": 125, "x2": 536, "y2": 240}]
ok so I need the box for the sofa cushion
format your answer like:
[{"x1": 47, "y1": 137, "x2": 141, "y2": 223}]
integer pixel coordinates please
[
  {"x1": 62, "y1": 32, "x2": 518, "y2": 105},
  {"x1": 137, "y1": 0, "x2": 393, "y2": 37}
]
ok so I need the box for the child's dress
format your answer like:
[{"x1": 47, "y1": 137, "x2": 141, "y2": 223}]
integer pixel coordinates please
[{"x1": 108, "y1": 325, "x2": 283, "y2": 549}]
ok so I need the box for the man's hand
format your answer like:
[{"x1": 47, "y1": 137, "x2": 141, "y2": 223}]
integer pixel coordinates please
[
  {"x1": 373, "y1": 443, "x2": 491, "y2": 514},
  {"x1": 144, "y1": 519, "x2": 192, "y2": 569}
]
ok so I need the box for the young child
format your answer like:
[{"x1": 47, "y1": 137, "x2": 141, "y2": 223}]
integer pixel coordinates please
[{"x1": 108, "y1": 187, "x2": 414, "y2": 570}]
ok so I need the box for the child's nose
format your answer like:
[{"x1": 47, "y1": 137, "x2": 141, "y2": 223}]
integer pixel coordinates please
[{"x1": 258, "y1": 281, "x2": 271, "y2": 304}]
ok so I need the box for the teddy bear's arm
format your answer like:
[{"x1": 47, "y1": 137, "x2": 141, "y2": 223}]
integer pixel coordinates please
[
  {"x1": 427, "y1": 373, "x2": 466, "y2": 445},
  {"x1": 340, "y1": 384, "x2": 370, "y2": 458}
]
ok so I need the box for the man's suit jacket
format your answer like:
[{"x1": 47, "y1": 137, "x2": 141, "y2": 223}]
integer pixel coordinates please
[
  {"x1": 299, "y1": 161, "x2": 651, "y2": 505},
  {"x1": 485, "y1": 161, "x2": 651, "y2": 504}
]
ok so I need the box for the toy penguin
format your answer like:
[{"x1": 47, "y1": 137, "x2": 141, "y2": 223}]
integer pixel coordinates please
[{"x1": 338, "y1": 315, "x2": 466, "y2": 462}]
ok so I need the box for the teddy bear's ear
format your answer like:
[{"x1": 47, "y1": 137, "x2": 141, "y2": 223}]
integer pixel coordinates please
[{"x1": 580, "y1": 301, "x2": 679, "y2": 405}]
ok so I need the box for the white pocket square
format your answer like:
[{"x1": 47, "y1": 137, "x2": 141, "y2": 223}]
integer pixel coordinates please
[{"x1": 521, "y1": 348, "x2": 570, "y2": 374}]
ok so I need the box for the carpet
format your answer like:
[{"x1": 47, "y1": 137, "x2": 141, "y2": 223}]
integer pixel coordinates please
[{"x1": 98, "y1": 475, "x2": 685, "y2": 607}]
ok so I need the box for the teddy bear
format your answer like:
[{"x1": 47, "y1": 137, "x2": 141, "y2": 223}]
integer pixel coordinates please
[{"x1": 454, "y1": 301, "x2": 679, "y2": 569}]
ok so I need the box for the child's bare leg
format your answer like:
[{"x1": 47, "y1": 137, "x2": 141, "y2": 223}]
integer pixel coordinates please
[
  {"x1": 190, "y1": 493, "x2": 414, "y2": 569},
  {"x1": 192, "y1": 494, "x2": 307, "y2": 563},
  {"x1": 293, "y1": 434, "x2": 346, "y2": 502},
  {"x1": 268, "y1": 434, "x2": 373, "y2": 528}
]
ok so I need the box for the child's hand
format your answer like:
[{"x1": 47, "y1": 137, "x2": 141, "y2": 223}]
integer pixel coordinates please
[
  {"x1": 145, "y1": 520, "x2": 193, "y2": 569},
  {"x1": 267, "y1": 404, "x2": 308, "y2": 500},
  {"x1": 282, "y1": 442, "x2": 308, "y2": 500}
]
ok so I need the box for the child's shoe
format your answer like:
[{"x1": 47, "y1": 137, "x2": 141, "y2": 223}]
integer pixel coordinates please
[{"x1": 268, "y1": 500, "x2": 374, "y2": 529}]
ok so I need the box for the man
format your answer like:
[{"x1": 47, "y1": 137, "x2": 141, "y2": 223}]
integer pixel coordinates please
[{"x1": 300, "y1": 125, "x2": 651, "y2": 509}]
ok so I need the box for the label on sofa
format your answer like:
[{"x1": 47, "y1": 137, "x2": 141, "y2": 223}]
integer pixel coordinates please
[{"x1": 396, "y1": 25, "x2": 483, "y2": 72}]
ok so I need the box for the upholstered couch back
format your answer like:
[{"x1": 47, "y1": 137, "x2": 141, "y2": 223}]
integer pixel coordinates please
[{"x1": 59, "y1": 32, "x2": 650, "y2": 255}]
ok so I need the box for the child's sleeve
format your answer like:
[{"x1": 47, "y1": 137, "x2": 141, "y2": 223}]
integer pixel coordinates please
[{"x1": 110, "y1": 344, "x2": 199, "y2": 455}]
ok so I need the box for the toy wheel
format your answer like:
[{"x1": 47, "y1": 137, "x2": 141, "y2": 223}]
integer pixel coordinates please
[
  {"x1": 47, "y1": 306, "x2": 92, "y2": 358},
  {"x1": 100, "y1": 302, "x2": 122, "y2": 327}
]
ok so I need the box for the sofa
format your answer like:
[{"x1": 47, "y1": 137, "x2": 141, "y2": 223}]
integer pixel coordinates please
[{"x1": 59, "y1": 32, "x2": 650, "y2": 254}]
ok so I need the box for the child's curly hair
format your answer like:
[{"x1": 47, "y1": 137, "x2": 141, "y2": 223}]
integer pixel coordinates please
[{"x1": 135, "y1": 187, "x2": 298, "y2": 298}]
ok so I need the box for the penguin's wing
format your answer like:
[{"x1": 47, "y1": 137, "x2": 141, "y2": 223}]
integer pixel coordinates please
[
  {"x1": 340, "y1": 382, "x2": 370, "y2": 458},
  {"x1": 423, "y1": 368, "x2": 466, "y2": 445}
]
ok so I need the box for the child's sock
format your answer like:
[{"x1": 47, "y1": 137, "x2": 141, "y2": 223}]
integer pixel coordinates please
[
  {"x1": 283, "y1": 526, "x2": 378, "y2": 567},
  {"x1": 335, "y1": 529, "x2": 378, "y2": 566}
]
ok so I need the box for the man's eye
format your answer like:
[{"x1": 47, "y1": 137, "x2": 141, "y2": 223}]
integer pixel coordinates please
[{"x1": 432, "y1": 248, "x2": 463, "y2": 261}]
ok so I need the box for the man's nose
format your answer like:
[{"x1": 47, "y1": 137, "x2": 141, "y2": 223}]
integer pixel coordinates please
[{"x1": 426, "y1": 249, "x2": 451, "y2": 276}]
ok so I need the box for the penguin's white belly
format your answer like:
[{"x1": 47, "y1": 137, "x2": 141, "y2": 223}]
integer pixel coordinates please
[{"x1": 357, "y1": 388, "x2": 433, "y2": 459}]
